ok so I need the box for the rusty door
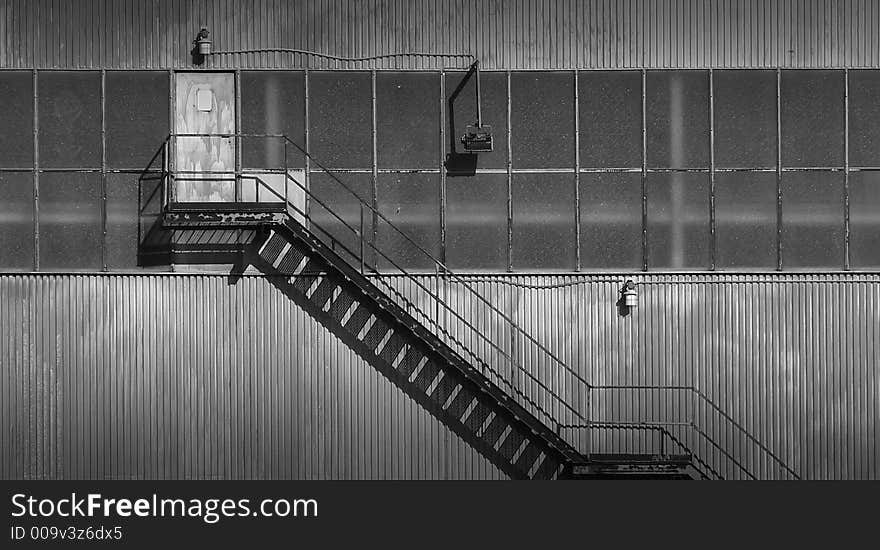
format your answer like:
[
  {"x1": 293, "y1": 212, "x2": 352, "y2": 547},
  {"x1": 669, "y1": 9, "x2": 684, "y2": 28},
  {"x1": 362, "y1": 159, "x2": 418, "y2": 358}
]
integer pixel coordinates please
[{"x1": 173, "y1": 72, "x2": 236, "y2": 202}]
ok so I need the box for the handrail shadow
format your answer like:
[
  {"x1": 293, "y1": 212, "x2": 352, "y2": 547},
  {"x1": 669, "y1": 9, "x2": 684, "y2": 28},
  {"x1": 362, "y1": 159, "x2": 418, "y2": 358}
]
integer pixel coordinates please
[{"x1": 245, "y1": 236, "x2": 549, "y2": 480}]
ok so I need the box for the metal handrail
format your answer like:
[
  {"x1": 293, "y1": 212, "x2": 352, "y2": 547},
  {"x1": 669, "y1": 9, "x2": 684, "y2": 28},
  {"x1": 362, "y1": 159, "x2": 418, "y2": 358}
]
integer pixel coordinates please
[
  {"x1": 163, "y1": 133, "x2": 589, "y2": 430},
  {"x1": 562, "y1": 420, "x2": 763, "y2": 480},
  {"x1": 158, "y1": 132, "x2": 801, "y2": 479},
  {"x1": 245, "y1": 168, "x2": 588, "y2": 427},
  {"x1": 578, "y1": 422, "x2": 721, "y2": 480}
]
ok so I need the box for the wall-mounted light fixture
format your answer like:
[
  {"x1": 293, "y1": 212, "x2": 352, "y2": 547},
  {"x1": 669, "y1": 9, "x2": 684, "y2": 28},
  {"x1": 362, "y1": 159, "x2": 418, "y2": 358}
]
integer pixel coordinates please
[
  {"x1": 194, "y1": 28, "x2": 212, "y2": 56},
  {"x1": 621, "y1": 280, "x2": 638, "y2": 309}
]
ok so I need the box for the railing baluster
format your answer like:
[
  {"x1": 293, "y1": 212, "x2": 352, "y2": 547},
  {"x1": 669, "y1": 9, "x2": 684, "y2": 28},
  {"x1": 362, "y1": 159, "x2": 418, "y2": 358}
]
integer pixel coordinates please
[
  {"x1": 359, "y1": 204, "x2": 365, "y2": 275},
  {"x1": 155, "y1": 133, "x2": 797, "y2": 480}
]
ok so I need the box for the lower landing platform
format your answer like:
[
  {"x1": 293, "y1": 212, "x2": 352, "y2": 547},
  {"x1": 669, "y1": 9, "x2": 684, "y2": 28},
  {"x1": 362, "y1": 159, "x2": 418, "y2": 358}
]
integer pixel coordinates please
[
  {"x1": 563, "y1": 453, "x2": 695, "y2": 480},
  {"x1": 162, "y1": 202, "x2": 287, "y2": 228}
]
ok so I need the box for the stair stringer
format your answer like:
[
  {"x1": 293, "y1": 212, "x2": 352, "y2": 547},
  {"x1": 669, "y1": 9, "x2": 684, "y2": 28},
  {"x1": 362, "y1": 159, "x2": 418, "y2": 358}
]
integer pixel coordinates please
[{"x1": 250, "y1": 219, "x2": 585, "y2": 480}]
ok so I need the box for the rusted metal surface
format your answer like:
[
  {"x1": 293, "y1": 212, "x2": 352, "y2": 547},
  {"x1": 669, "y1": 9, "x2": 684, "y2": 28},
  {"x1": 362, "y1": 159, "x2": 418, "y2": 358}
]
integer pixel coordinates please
[
  {"x1": 2, "y1": 0, "x2": 880, "y2": 70},
  {"x1": 0, "y1": 272, "x2": 877, "y2": 479},
  {"x1": 162, "y1": 210, "x2": 286, "y2": 227}
]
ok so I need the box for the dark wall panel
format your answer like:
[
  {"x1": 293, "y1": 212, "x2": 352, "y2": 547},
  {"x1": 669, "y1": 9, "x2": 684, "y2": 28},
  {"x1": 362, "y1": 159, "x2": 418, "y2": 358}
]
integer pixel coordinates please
[
  {"x1": 446, "y1": 174, "x2": 508, "y2": 270},
  {"x1": 781, "y1": 70, "x2": 845, "y2": 167},
  {"x1": 847, "y1": 172, "x2": 880, "y2": 269},
  {"x1": 0, "y1": 71, "x2": 34, "y2": 168},
  {"x1": 511, "y1": 173, "x2": 575, "y2": 270},
  {"x1": 38, "y1": 172, "x2": 103, "y2": 270},
  {"x1": 713, "y1": 70, "x2": 777, "y2": 168},
  {"x1": 105, "y1": 71, "x2": 170, "y2": 170},
  {"x1": 781, "y1": 172, "x2": 844, "y2": 268},
  {"x1": 0, "y1": 172, "x2": 34, "y2": 269},
  {"x1": 105, "y1": 173, "x2": 139, "y2": 269},
  {"x1": 308, "y1": 72, "x2": 372, "y2": 169},
  {"x1": 848, "y1": 70, "x2": 880, "y2": 168},
  {"x1": 241, "y1": 71, "x2": 305, "y2": 169},
  {"x1": 646, "y1": 71, "x2": 710, "y2": 169},
  {"x1": 377, "y1": 173, "x2": 441, "y2": 270},
  {"x1": 579, "y1": 71, "x2": 642, "y2": 168},
  {"x1": 377, "y1": 72, "x2": 439, "y2": 168},
  {"x1": 647, "y1": 172, "x2": 710, "y2": 269},
  {"x1": 38, "y1": 72, "x2": 102, "y2": 169},
  {"x1": 510, "y1": 72, "x2": 575, "y2": 169},
  {"x1": 578, "y1": 173, "x2": 642, "y2": 269},
  {"x1": 715, "y1": 172, "x2": 777, "y2": 269},
  {"x1": 309, "y1": 172, "x2": 374, "y2": 267}
]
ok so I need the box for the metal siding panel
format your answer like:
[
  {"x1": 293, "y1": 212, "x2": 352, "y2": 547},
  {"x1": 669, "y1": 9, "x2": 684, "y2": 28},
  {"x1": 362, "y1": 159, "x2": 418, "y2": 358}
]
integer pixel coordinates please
[
  {"x1": 0, "y1": 274, "x2": 506, "y2": 480},
  {"x1": 4, "y1": 0, "x2": 880, "y2": 69},
  {"x1": 1, "y1": 273, "x2": 876, "y2": 478},
  {"x1": 428, "y1": 273, "x2": 876, "y2": 479}
]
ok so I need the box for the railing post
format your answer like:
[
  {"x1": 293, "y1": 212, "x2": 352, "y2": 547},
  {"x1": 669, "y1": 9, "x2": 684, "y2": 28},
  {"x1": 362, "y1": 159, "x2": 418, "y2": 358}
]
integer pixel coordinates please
[
  {"x1": 161, "y1": 139, "x2": 167, "y2": 208},
  {"x1": 167, "y1": 136, "x2": 174, "y2": 205},
  {"x1": 359, "y1": 203, "x2": 365, "y2": 274},
  {"x1": 284, "y1": 136, "x2": 289, "y2": 208},
  {"x1": 585, "y1": 388, "x2": 592, "y2": 457},
  {"x1": 235, "y1": 134, "x2": 241, "y2": 204}
]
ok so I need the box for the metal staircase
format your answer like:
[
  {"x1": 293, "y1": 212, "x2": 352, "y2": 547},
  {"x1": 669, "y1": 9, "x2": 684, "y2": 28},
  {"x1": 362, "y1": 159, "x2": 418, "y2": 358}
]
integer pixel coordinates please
[
  {"x1": 141, "y1": 133, "x2": 801, "y2": 480},
  {"x1": 254, "y1": 217, "x2": 581, "y2": 478}
]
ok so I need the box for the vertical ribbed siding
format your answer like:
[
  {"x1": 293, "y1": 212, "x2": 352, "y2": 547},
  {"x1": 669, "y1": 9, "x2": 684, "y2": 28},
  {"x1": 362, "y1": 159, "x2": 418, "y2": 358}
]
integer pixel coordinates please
[
  {"x1": 1, "y1": 273, "x2": 876, "y2": 479},
  {"x1": 0, "y1": 274, "x2": 505, "y2": 480},
  {"x1": 429, "y1": 273, "x2": 878, "y2": 480},
  {"x1": 2, "y1": 0, "x2": 880, "y2": 69}
]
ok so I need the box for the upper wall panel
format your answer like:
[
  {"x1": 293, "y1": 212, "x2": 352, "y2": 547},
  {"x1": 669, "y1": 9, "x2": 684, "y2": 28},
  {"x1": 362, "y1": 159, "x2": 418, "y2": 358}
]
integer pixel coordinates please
[{"x1": 1, "y1": 0, "x2": 879, "y2": 70}]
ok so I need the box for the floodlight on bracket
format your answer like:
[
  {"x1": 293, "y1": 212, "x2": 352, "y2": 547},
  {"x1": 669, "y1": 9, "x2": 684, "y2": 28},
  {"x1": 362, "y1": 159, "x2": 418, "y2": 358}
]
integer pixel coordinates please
[{"x1": 459, "y1": 60, "x2": 493, "y2": 153}]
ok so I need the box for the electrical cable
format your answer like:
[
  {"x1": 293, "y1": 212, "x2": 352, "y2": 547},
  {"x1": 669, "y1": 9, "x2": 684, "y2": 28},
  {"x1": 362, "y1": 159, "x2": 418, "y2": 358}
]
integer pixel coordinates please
[{"x1": 208, "y1": 48, "x2": 476, "y2": 66}]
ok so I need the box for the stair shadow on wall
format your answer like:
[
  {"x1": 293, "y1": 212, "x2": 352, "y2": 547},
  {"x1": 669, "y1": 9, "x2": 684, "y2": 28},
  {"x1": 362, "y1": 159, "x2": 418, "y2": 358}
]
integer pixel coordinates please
[{"x1": 241, "y1": 235, "x2": 535, "y2": 479}]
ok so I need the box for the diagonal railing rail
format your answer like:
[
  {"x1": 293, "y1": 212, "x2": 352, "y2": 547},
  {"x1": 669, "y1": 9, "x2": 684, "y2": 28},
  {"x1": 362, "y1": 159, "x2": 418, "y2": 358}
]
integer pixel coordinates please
[{"x1": 154, "y1": 133, "x2": 801, "y2": 480}]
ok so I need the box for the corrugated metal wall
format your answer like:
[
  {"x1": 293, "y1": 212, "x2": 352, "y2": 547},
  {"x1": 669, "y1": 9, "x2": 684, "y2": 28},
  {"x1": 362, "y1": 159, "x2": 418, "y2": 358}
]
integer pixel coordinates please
[
  {"x1": 2, "y1": 0, "x2": 880, "y2": 70},
  {"x1": 0, "y1": 274, "x2": 505, "y2": 480},
  {"x1": 1, "y1": 273, "x2": 877, "y2": 479}
]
